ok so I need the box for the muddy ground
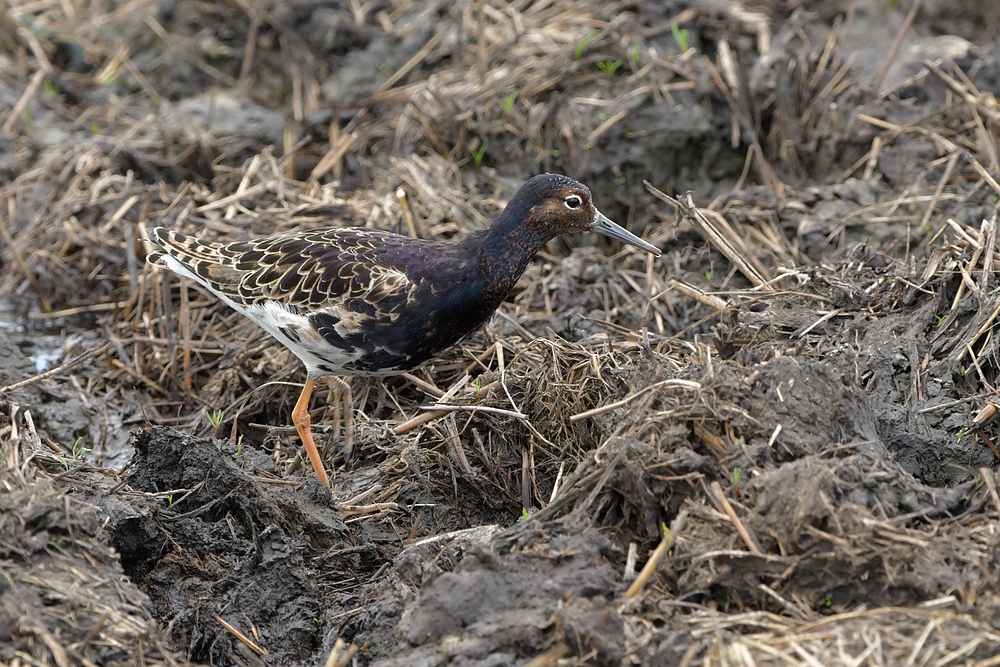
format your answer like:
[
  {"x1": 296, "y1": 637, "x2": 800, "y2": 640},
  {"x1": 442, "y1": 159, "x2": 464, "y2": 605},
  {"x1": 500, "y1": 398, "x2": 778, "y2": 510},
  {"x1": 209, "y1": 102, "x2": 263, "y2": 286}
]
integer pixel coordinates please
[{"x1": 3, "y1": 0, "x2": 1000, "y2": 665}]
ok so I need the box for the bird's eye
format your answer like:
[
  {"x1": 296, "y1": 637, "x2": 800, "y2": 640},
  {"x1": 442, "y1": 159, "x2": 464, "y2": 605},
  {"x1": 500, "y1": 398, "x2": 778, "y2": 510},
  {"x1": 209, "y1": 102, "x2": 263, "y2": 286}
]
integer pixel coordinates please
[{"x1": 564, "y1": 195, "x2": 583, "y2": 210}]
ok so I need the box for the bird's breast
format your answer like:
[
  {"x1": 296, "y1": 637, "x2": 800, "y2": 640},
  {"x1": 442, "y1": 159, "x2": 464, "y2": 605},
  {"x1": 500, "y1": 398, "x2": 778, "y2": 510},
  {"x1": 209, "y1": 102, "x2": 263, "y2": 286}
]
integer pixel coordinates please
[{"x1": 304, "y1": 269, "x2": 499, "y2": 377}]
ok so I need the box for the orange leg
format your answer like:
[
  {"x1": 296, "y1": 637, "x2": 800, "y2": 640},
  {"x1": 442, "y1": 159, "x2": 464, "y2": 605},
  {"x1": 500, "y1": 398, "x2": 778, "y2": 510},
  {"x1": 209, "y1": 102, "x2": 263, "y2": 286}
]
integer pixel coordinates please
[{"x1": 291, "y1": 377, "x2": 329, "y2": 486}]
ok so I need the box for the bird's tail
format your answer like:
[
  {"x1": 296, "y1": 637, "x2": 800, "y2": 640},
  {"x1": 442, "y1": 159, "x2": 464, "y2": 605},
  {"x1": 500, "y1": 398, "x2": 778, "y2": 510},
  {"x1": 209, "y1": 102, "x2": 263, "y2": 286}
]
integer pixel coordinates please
[
  {"x1": 148, "y1": 227, "x2": 223, "y2": 264},
  {"x1": 146, "y1": 227, "x2": 241, "y2": 297}
]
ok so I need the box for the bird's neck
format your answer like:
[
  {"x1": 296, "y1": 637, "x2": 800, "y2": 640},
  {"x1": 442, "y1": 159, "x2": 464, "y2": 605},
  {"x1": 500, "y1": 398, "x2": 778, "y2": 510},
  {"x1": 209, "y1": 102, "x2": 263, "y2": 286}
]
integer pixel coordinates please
[{"x1": 471, "y1": 207, "x2": 553, "y2": 299}]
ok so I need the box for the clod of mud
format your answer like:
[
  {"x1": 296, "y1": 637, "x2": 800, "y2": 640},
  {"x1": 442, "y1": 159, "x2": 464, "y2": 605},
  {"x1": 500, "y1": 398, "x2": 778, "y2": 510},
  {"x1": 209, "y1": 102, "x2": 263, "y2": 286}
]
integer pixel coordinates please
[
  {"x1": 105, "y1": 426, "x2": 351, "y2": 664},
  {"x1": 352, "y1": 517, "x2": 626, "y2": 667}
]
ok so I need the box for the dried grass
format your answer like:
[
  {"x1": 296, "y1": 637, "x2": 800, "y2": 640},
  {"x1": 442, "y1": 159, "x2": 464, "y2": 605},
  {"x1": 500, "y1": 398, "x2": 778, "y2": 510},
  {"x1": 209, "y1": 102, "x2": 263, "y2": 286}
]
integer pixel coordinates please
[{"x1": 0, "y1": 404, "x2": 179, "y2": 666}]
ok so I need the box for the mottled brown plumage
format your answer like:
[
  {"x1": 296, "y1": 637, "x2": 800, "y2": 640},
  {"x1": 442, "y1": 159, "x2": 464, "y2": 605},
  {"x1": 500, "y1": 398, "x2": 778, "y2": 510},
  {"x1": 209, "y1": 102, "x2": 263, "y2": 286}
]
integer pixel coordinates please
[{"x1": 148, "y1": 173, "x2": 660, "y2": 485}]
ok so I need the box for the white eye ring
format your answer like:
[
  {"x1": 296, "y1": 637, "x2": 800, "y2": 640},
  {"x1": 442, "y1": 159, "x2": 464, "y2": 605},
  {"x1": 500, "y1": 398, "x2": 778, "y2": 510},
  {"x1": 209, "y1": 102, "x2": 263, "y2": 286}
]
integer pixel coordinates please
[{"x1": 564, "y1": 195, "x2": 583, "y2": 209}]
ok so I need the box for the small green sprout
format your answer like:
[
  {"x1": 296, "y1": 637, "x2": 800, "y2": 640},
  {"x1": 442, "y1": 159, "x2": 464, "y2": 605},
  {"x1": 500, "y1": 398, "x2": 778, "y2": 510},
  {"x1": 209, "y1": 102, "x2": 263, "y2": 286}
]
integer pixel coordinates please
[
  {"x1": 204, "y1": 409, "x2": 224, "y2": 436},
  {"x1": 167, "y1": 493, "x2": 174, "y2": 506},
  {"x1": 670, "y1": 21, "x2": 690, "y2": 53},
  {"x1": 468, "y1": 140, "x2": 488, "y2": 168},
  {"x1": 72, "y1": 437, "x2": 91, "y2": 460},
  {"x1": 732, "y1": 467, "x2": 742, "y2": 495},
  {"x1": 824, "y1": 594, "x2": 833, "y2": 607},
  {"x1": 595, "y1": 59, "x2": 623, "y2": 75},
  {"x1": 502, "y1": 90, "x2": 518, "y2": 120},
  {"x1": 630, "y1": 43, "x2": 641, "y2": 68},
  {"x1": 973, "y1": 473, "x2": 982, "y2": 488},
  {"x1": 43, "y1": 77, "x2": 61, "y2": 96},
  {"x1": 573, "y1": 30, "x2": 596, "y2": 60},
  {"x1": 521, "y1": 507, "x2": 530, "y2": 521}
]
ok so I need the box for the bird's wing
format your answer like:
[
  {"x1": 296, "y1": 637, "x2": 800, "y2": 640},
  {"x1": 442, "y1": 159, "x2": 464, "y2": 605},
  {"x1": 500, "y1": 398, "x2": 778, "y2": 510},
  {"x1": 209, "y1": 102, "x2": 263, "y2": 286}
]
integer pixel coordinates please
[{"x1": 148, "y1": 227, "x2": 431, "y2": 314}]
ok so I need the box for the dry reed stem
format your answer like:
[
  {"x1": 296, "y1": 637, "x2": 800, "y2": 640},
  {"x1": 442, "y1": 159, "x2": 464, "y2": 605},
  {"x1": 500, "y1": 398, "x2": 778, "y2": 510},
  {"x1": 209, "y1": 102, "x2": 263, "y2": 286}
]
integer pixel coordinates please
[
  {"x1": 215, "y1": 615, "x2": 268, "y2": 656},
  {"x1": 624, "y1": 510, "x2": 686, "y2": 600}
]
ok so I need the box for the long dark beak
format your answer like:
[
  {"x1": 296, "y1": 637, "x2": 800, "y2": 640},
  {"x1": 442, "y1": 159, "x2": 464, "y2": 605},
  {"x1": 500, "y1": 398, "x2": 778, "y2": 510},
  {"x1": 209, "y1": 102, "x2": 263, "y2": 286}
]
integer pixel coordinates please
[{"x1": 590, "y1": 210, "x2": 661, "y2": 256}]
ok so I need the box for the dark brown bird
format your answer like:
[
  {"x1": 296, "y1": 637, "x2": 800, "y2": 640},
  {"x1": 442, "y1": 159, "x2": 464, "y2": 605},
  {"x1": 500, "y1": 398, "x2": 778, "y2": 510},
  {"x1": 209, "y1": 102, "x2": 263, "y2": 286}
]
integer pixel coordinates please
[{"x1": 148, "y1": 173, "x2": 660, "y2": 486}]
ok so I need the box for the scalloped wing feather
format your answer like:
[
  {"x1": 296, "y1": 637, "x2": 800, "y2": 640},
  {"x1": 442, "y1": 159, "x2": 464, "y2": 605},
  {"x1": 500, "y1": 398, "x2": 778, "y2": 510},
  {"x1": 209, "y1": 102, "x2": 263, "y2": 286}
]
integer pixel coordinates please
[{"x1": 149, "y1": 228, "x2": 423, "y2": 309}]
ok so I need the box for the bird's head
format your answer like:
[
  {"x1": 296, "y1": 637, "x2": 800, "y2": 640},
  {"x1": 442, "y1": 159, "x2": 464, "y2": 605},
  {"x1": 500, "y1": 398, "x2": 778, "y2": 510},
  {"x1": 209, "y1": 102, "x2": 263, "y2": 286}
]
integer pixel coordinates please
[{"x1": 513, "y1": 173, "x2": 661, "y2": 256}]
